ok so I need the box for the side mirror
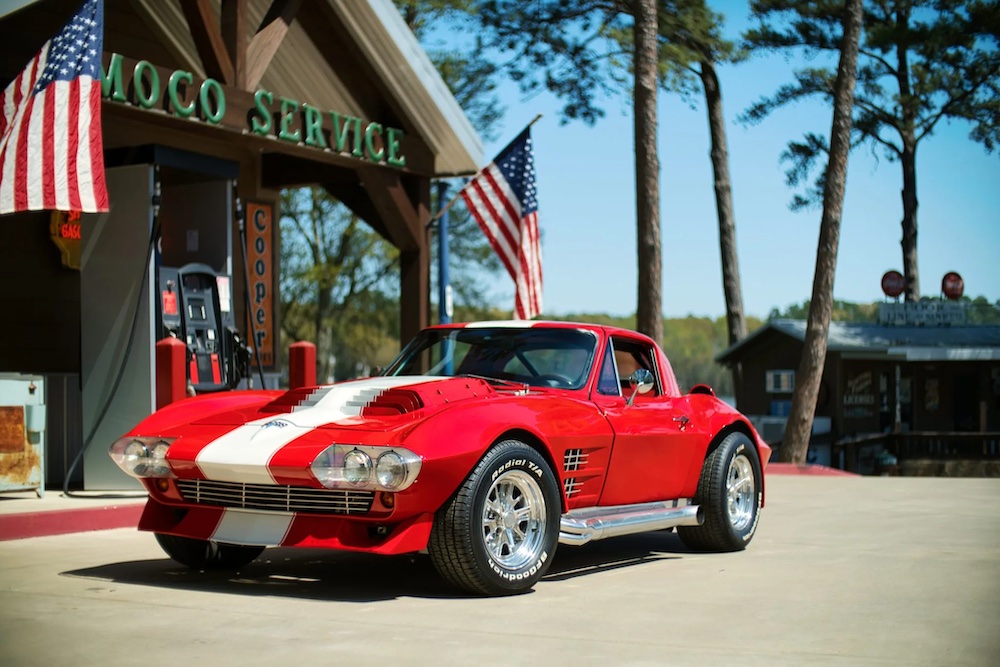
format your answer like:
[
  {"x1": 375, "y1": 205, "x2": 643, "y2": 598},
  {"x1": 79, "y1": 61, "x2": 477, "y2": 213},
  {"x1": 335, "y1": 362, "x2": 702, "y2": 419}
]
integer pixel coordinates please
[{"x1": 626, "y1": 368, "x2": 655, "y2": 406}]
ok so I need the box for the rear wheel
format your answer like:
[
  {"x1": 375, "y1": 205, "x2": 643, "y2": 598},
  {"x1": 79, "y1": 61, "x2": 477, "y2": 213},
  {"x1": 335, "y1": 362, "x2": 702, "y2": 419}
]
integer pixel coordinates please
[
  {"x1": 155, "y1": 533, "x2": 264, "y2": 570},
  {"x1": 428, "y1": 439, "x2": 560, "y2": 596},
  {"x1": 678, "y1": 431, "x2": 762, "y2": 552}
]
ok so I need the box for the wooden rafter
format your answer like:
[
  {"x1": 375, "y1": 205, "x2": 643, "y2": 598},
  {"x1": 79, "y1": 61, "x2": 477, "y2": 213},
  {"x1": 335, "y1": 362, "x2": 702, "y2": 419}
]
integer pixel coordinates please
[
  {"x1": 179, "y1": 0, "x2": 234, "y2": 84},
  {"x1": 246, "y1": 0, "x2": 303, "y2": 90},
  {"x1": 221, "y1": 0, "x2": 248, "y2": 88},
  {"x1": 357, "y1": 167, "x2": 422, "y2": 251},
  {"x1": 180, "y1": 0, "x2": 300, "y2": 91}
]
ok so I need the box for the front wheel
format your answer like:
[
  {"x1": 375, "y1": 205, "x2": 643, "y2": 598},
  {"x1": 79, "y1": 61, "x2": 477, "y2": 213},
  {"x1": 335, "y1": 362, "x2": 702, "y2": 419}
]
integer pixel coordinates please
[
  {"x1": 155, "y1": 533, "x2": 264, "y2": 571},
  {"x1": 428, "y1": 439, "x2": 560, "y2": 596},
  {"x1": 678, "y1": 431, "x2": 762, "y2": 552}
]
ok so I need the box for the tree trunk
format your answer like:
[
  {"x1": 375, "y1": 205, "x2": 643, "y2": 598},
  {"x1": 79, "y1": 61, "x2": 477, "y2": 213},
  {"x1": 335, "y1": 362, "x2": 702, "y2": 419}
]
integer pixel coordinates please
[
  {"x1": 699, "y1": 56, "x2": 747, "y2": 394},
  {"x1": 893, "y1": 4, "x2": 920, "y2": 302},
  {"x1": 900, "y1": 139, "x2": 920, "y2": 301},
  {"x1": 780, "y1": 0, "x2": 862, "y2": 465},
  {"x1": 632, "y1": 0, "x2": 662, "y2": 344}
]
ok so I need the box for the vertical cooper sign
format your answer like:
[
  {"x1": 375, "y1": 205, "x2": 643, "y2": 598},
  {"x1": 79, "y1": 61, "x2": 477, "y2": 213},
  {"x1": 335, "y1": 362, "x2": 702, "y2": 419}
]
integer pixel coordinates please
[{"x1": 246, "y1": 202, "x2": 275, "y2": 367}]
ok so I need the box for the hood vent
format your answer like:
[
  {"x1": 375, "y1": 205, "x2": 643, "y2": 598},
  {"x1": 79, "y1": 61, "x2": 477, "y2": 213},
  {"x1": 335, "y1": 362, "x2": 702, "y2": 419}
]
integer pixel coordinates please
[{"x1": 361, "y1": 389, "x2": 424, "y2": 416}]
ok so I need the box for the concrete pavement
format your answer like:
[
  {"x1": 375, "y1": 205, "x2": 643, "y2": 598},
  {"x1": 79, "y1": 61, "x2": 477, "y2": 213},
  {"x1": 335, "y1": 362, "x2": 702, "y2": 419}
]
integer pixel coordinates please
[{"x1": 1, "y1": 474, "x2": 998, "y2": 666}]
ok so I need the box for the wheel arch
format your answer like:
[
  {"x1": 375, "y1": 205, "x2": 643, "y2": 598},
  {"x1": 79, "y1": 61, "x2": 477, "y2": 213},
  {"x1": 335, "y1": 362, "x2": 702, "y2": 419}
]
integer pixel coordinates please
[
  {"x1": 488, "y1": 427, "x2": 567, "y2": 513},
  {"x1": 702, "y1": 420, "x2": 767, "y2": 505}
]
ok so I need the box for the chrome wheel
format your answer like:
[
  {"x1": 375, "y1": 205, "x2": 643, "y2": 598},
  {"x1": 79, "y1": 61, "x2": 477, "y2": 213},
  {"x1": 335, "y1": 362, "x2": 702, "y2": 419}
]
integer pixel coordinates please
[
  {"x1": 481, "y1": 469, "x2": 547, "y2": 570},
  {"x1": 727, "y1": 453, "x2": 755, "y2": 531}
]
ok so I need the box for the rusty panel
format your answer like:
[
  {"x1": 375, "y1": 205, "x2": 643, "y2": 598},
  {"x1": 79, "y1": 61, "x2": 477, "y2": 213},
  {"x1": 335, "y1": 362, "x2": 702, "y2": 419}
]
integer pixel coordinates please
[{"x1": 0, "y1": 406, "x2": 26, "y2": 454}]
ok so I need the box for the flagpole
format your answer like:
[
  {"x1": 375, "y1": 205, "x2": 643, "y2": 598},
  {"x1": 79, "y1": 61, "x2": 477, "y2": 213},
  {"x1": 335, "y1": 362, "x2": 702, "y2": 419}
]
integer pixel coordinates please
[{"x1": 426, "y1": 114, "x2": 543, "y2": 227}]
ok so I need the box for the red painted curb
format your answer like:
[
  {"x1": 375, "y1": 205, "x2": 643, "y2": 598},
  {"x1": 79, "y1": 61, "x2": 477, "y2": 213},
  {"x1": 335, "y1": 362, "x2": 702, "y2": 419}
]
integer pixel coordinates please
[
  {"x1": 767, "y1": 463, "x2": 860, "y2": 477},
  {"x1": 0, "y1": 504, "x2": 145, "y2": 541}
]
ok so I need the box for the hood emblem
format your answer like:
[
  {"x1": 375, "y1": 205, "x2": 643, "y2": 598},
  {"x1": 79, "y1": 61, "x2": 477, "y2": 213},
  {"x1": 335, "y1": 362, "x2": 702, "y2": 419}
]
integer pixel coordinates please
[{"x1": 262, "y1": 419, "x2": 291, "y2": 429}]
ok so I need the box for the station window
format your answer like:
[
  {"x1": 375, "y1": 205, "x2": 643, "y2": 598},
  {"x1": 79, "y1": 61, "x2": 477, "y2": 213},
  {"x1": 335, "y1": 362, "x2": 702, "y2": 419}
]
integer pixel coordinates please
[{"x1": 766, "y1": 369, "x2": 795, "y2": 394}]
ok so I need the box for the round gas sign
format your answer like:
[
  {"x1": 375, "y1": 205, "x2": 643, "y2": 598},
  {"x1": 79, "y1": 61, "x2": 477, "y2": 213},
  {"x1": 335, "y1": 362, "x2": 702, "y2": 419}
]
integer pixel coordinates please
[
  {"x1": 881, "y1": 270, "x2": 905, "y2": 298},
  {"x1": 941, "y1": 272, "x2": 964, "y2": 300}
]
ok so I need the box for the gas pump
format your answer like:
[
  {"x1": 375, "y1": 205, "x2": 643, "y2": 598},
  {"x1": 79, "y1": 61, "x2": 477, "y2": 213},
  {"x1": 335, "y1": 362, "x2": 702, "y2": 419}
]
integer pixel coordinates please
[{"x1": 157, "y1": 263, "x2": 250, "y2": 393}]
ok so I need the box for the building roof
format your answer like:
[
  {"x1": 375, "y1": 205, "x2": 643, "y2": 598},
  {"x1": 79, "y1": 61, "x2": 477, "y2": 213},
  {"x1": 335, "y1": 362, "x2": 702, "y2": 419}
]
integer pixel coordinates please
[
  {"x1": 1, "y1": 0, "x2": 483, "y2": 176},
  {"x1": 717, "y1": 319, "x2": 1000, "y2": 364}
]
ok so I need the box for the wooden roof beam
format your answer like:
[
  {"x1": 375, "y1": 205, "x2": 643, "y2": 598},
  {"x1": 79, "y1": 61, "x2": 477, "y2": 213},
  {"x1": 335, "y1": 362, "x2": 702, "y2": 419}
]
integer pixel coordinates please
[
  {"x1": 221, "y1": 0, "x2": 248, "y2": 88},
  {"x1": 357, "y1": 167, "x2": 424, "y2": 251},
  {"x1": 179, "y1": 0, "x2": 234, "y2": 85},
  {"x1": 246, "y1": 0, "x2": 303, "y2": 90}
]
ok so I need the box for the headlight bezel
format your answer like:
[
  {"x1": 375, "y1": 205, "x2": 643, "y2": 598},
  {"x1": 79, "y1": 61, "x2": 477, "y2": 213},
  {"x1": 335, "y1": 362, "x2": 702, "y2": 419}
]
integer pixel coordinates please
[
  {"x1": 109, "y1": 437, "x2": 176, "y2": 479},
  {"x1": 311, "y1": 444, "x2": 421, "y2": 492}
]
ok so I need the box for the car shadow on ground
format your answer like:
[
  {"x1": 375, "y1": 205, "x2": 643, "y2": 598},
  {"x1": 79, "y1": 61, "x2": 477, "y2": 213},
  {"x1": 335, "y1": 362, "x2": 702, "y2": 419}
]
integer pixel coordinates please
[{"x1": 61, "y1": 529, "x2": 694, "y2": 602}]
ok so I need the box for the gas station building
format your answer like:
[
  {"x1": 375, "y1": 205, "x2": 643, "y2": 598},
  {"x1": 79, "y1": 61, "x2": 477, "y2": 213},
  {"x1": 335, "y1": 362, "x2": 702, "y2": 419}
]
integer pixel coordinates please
[{"x1": 0, "y1": 0, "x2": 482, "y2": 491}]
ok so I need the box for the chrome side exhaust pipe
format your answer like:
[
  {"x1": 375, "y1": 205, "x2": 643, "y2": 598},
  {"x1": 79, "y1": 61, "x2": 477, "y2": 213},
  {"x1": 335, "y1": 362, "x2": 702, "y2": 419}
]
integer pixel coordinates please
[{"x1": 559, "y1": 500, "x2": 703, "y2": 546}]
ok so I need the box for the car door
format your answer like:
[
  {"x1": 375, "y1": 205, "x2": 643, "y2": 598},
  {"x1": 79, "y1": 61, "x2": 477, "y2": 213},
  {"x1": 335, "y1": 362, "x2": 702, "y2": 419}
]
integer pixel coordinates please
[{"x1": 592, "y1": 334, "x2": 703, "y2": 505}]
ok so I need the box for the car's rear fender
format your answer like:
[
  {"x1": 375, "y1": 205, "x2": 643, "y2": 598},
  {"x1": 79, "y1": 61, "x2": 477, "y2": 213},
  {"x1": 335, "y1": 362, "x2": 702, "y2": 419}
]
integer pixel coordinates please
[{"x1": 695, "y1": 418, "x2": 770, "y2": 507}]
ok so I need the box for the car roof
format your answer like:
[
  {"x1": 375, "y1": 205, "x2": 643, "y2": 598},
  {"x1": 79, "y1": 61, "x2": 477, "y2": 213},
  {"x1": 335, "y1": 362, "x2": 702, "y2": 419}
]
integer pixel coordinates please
[{"x1": 424, "y1": 320, "x2": 656, "y2": 344}]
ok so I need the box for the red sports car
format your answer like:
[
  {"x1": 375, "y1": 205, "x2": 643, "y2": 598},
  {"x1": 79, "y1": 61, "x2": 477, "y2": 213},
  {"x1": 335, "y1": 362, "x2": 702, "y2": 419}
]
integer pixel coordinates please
[{"x1": 110, "y1": 321, "x2": 770, "y2": 595}]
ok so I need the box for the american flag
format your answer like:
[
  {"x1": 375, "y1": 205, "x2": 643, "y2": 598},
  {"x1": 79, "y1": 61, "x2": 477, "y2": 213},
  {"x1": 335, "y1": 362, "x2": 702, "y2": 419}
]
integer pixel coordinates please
[
  {"x1": 460, "y1": 128, "x2": 542, "y2": 320},
  {"x1": 0, "y1": 0, "x2": 108, "y2": 215}
]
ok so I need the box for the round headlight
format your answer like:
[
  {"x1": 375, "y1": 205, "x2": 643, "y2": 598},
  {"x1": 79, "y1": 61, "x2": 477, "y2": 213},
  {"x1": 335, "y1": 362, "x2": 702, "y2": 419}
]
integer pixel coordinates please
[
  {"x1": 343, "y1": 449, "x2": 372, "y2": 485},
  {"x1": 376, "y1": 451, "x2": 406, "y2": 489},
  {"x1": 150, "y1": 440, "x2": 171, "y2": 477},
  {"x1": 123, "y1": 440, "x2": 149, "y2": 475}
]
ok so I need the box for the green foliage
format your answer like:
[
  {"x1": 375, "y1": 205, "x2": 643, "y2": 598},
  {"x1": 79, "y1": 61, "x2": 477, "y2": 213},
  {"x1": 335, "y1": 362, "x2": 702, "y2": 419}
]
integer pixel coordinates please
[
  {"x1": 475, "y1": 0, "x2": 729, "y2": 124},
  {"x1": 279, "y1": 188, "x2": 401, "y2": 381},
  {"x1": 742, "y1": 0, "x2": 1000, "y2": 208},
  {"x1": 768, "y1": 298, "x2": 880, "y2": 321},
  {"x1": 394, "y1": 0, "x2": 504, "y2": 140},
  {"x1": 550, "y1": 312, "x2": 766, "y2": 396},
  {"x1": 964, "y1": 296, "x2": 1000, "y2": 324}
]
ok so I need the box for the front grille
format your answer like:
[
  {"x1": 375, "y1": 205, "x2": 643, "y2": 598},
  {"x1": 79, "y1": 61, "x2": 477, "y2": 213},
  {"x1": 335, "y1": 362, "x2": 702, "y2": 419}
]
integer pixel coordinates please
[{"x1": 177, "y1": 479, "x2": 374, "y2": 515}]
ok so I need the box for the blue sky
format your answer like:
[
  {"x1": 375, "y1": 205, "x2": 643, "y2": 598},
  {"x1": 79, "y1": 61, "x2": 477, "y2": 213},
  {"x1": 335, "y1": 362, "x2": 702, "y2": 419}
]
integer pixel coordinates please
[{"x1": 460, "y1": 1, "x2": 1000, "y2": 319}]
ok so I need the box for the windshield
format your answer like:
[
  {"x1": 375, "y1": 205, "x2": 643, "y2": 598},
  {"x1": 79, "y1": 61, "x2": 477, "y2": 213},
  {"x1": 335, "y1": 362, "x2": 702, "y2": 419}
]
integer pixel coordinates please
[{"x1": 383, "y1": 327, "x2": 598, "y2": 389}]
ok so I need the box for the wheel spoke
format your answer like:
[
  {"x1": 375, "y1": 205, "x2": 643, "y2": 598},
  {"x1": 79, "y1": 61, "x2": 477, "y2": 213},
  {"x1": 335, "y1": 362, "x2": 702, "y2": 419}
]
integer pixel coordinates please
[{"x1": 478, "y1": 467, "x2": 548, "y2": 570}]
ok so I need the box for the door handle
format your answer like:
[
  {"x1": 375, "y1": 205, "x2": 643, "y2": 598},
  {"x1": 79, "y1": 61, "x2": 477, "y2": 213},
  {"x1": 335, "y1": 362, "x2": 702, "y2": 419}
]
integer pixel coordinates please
[{"x1": 673, "y1": 415, "x2": 690, "y2": 430}]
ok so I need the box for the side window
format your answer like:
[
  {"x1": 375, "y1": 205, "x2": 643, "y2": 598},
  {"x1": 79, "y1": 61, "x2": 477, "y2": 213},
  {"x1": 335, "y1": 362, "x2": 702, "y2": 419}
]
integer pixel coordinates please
[
  {"x1": 611, "y1": 336, "x2": 660, "y2": 397},
  {"x1": 596, "y1": 341, "x2": 620, "y2": 395}
]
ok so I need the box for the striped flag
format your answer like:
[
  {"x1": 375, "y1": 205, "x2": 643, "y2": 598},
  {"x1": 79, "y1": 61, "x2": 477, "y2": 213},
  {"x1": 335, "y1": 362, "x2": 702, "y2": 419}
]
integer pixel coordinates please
[
  {"x1": 460, "y1": 128, "x2": 542, "y2": 320},
  {"x1": 0, "y1": 0, "x2": 108, "y2": 215}
]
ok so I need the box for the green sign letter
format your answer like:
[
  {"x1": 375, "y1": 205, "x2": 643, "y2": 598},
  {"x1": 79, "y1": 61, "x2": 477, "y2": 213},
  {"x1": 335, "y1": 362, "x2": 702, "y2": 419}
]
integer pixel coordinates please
[
  {"x1": 167, "y1": 70, "x2": 195, "y2": 118},
  {"x1": 251, "y1": 89, "x2": 273, "y2": 135},
  {"x1": 302, "y1": 104, "x2": 326, "y2": 148},
  {"x1": 364, "y1": 122, "x2": 384, "y2": 162},
  {"x1": 199, "y1": 79, "x2": 226, "y2": 124},
  {"x1": 101, "y1": 53, "x2": 126, "y2": 102},
  {"x1": 278, "y1": 97, "x2": 301, "y2": 142},
  {"x1": 133, "y1": 60, "x2": 160, "y2": 109},
  {"x1": 386, "y1": 127, "x2": 406, "y2": 168}
]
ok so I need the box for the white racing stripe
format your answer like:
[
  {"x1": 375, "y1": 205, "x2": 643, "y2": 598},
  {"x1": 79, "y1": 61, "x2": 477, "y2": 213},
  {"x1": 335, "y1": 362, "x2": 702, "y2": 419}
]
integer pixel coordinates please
[
  {"x1": 211, "y1": 509, "x2": 294, "y2": 546},
  {"x1": 195, "y1": 376, "x2": 446, "y2": 484}
]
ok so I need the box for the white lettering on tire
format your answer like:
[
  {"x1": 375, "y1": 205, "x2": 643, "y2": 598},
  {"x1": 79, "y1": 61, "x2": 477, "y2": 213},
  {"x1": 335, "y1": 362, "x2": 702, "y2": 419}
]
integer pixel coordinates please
[{"x1": 488, "y1": 550, "x2": 549, "y2": 581}]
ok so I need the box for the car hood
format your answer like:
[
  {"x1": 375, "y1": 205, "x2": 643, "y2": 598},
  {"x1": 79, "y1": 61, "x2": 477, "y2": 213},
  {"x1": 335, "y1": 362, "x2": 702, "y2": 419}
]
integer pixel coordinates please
[
  {"x1": 191, "y1": 375, "x2": 498, "y2": 428},
  {"x1": 164, "y1": 376, "x2": 504, "y2": 485}
]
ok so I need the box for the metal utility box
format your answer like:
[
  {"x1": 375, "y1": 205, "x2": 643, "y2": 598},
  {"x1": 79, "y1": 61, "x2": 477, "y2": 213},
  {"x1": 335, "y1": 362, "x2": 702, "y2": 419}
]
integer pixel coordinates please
[{"x1": 0, "y1": 374, "x2": 45, "y2": 496}]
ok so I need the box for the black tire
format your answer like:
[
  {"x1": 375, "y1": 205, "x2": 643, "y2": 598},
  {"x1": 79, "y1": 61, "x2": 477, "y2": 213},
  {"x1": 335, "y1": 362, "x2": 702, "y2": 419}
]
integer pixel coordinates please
[
  {"x1": 678, "y1": 431, "x2": 762, "y2": 552},
  {"x1": 428, "y1": 439, "x2": 560, "y2": 596},
  {"x1": 154, "y1": 533, "x2": 265, "y2": 570}
]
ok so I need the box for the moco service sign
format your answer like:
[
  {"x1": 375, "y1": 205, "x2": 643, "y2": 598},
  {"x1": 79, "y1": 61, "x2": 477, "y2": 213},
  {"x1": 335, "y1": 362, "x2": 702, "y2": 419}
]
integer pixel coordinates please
[{"x1": 100, "y1": 53, "x2": 406, "y2": 169}]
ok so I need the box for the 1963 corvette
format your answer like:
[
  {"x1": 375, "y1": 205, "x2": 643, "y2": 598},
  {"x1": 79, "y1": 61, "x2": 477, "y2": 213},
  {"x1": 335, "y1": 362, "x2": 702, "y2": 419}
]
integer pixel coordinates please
[{"x1": 110, "y1": 321, "x2": 770, "y2": 595}]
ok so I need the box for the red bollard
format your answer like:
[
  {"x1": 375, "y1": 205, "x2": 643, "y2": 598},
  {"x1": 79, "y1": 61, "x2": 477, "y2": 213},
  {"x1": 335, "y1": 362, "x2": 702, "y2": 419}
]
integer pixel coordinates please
[
  {"x1": 289, "y1": 341, "x2": 317, "y2": 390},
  {"x1": 156, "y1": 337, "x2": 188, "y2": 409}
]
